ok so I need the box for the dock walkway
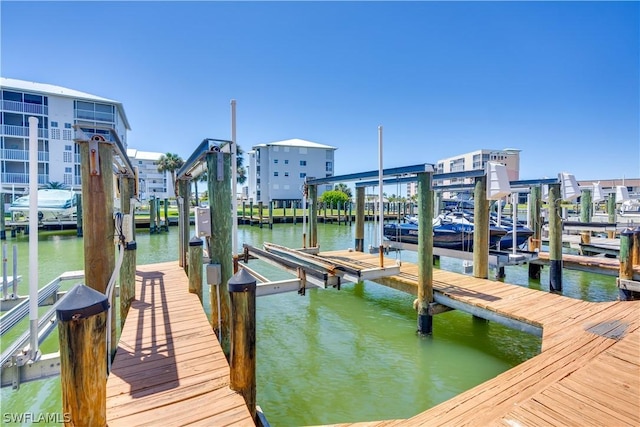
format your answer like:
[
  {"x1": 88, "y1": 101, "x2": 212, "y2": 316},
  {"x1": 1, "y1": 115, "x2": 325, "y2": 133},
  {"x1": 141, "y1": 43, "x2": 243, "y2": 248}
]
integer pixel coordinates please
[
  {"x1": 317, "y1": 250, "x2": 639, "y2": 426},
  {"x1": 106, "y1": 261, "x2": 253, "y2": 426}
]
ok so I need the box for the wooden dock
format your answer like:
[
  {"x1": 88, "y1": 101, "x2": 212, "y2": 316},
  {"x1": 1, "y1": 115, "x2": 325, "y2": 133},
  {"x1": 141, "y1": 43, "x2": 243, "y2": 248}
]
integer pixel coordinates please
[
  {"x1": 106, "y1": 261, "x2": 253, "y2": 426},
  {"x1": 314, "y1": 250, "x2": 639, "y2": 426}
]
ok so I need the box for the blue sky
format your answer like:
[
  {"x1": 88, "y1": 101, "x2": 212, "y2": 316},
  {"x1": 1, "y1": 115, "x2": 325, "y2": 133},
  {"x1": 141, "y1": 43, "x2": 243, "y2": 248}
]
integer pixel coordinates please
[{"x1": 2, "y1": 1, "x2": 638, "y2": 182}]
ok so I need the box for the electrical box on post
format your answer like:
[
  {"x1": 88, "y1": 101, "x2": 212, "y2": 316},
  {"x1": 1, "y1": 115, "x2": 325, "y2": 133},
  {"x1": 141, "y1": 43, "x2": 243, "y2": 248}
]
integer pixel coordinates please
[
  {"x1": 206, "y1": 264, "x2": 221, "y2": 286},
  {"x1": 123, "y1": 214, "x2": 134, "y2": 243},
  {"x1": 195, "y1": 207, "x2": 211, "y2": 237}
]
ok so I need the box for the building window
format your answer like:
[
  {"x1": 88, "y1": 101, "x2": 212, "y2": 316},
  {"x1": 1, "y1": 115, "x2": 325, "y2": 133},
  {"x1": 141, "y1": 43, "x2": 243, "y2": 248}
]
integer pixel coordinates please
[
  {"x1": 284, "y1": 172, "x2": 289, "y2": 177},
  {"x1": 300, "y1": 172, "x2": 306, "y2": 178},
  {"x1": 300, "y1": 160, "x2": 307, "y2": 166},
  {"x1": 62, "y1": 129, "x2": 72, "y2": 140},
  {"x1": 51, "y1": 129, "x2": 61, "y2": 140},
  {"x1": 274, "y1": 172, "x2": 279, "y2": 177},
  {"x1": 274, "y1": 159, "x2": 278, "y2": 164},
  {"x1": 64, "y1": 123, "x2": 72, "y2": 129},
  {"x1": 51, "y1": 121, "x2": 58, "y2": 127},
  {"x1": 65, "y1": 145, "x2": 72, "y2": 151},
  {"x1": 63, "y1": 151, "x2": 73, "y2": 163},
  {"x1": 284, "y1": 159, "x2": 289, "y2": 164},
  {"x1": 326, "y1": 161, "x2": 332, "y2": 172}
]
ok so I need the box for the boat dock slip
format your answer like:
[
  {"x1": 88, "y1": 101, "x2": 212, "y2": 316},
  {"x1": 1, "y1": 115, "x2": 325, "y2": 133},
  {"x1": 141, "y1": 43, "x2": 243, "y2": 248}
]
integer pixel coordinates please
[
  {"x1": 310, "y1": 250, "x2": 639, "y2": 426},
  {"x1": 106, "y1": 261, "x2": 253, "y2": 426}
]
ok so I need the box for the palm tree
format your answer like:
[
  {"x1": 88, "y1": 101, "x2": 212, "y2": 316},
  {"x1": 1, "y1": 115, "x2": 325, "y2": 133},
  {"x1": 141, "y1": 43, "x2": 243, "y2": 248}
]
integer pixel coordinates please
[
  {"x1": 45, "y1": 181, "x2": 67, "y2": 189},
  {"x1": 334, "y1": 183, "x2": 352, "y2": 200},
  {"x1": 157, "y1": 153, "x2": 184, "y2": 197}
]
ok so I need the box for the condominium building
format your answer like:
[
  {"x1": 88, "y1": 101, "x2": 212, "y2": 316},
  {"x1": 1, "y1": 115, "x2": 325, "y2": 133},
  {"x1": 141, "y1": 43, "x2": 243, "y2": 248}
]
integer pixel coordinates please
[
  {"x1": 0, "y1": 77, "x2": 130, "y2": 203},
  {"x1": 407, "y1": 148, "x2": 521, "y2": 199},
  {"x1": 247, "y1": 138, "x2": 337, "y2": 204},
  {"x1": 126, "y1": 149, "x2": 174, "y2": 200}
]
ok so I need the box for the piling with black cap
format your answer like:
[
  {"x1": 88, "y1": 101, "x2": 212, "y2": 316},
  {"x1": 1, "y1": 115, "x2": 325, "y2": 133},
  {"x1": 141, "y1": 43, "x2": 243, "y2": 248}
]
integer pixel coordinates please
[
  {"x1": 188, "y1": 236, "x2": 204, "y2": 302},
  {"x1": 56, "y1": 284, "x2": 109, "y2": 426},
  {"x1": 618, "y1": 228, "x2": 636, "y2": 301},
  {"x1": 548, "y1": 183, "x2": 563, "y2": 293},
  {"x1": 228, "y1": 268, "x2": 256, "y2": 421}
]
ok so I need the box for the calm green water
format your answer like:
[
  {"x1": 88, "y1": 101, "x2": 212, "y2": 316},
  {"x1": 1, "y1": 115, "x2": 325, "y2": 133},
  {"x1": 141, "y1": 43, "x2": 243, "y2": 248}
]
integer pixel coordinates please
[{"x1": 0, "y1": 222, "x2": 619, "y2": 426}]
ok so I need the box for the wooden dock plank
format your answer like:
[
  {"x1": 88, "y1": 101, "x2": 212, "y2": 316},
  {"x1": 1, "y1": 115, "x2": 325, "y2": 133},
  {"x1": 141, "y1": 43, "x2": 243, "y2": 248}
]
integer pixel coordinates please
[{"x1": 106, "y1": 261, "x2": 253, "y2": 426}]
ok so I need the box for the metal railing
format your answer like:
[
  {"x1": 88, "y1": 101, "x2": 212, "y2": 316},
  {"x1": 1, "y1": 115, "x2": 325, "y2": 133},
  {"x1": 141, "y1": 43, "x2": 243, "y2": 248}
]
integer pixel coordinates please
[
  {"x1": 0, "y1": 173, "x2": 48, "y2": 185},
  {"x1": 1, "y1": 100, "x2": 48, "y2": 116},
  {"x1": 0, "y1": 149, "x2": 49, "y2": 162},
  {"x1": 0, "y1": 125, "x2": 49, "y2": 139}
]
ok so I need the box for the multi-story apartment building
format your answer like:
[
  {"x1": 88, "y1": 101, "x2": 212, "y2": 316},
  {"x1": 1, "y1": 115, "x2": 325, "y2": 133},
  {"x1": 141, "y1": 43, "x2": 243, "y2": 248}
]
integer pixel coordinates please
[
  {"x1": 0, "y1": 77, "x2": 130, "y2": 203},
  {"x1": 247, "y1": 138, "x2": 336, "y2": 204},
  {"x1": 126, "y1": 149, "x2": 174, "y2": 200},
  {"x1": 407, "y1": 148, "x2": 521, "y2": 199}
]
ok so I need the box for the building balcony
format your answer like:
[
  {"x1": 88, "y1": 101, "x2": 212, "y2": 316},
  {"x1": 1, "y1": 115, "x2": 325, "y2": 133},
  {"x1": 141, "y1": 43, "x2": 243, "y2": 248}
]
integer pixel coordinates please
[
  {"x1": 75, "y1": 110, "x2": 115, "y2": 123},
  {"x1": 1, "y1": 173, "x2": 48, "y2": 185},
  {"x1": 0, "y1": 149, "x2": 49, "y2": 162},
  {"x1": 1, "y1": 124, "x2": 49, "y2": 139},
  {"x1": 1, "y1": 100, "x2": 48, "y2": 116}
]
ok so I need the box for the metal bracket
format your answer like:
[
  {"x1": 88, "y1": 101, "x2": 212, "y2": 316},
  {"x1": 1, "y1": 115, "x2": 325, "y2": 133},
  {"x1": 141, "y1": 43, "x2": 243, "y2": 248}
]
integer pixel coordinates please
[{"x1": 89, "y1": 139, "x2": 100, "y2": 176}]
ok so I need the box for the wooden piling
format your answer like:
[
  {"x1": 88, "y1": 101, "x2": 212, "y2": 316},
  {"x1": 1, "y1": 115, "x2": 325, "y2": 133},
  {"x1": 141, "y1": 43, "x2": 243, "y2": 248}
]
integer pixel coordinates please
[
  {"x1": 268, "y1": 201, "x2": 273, "y2": 229},
  {"x1": 258, "y1": 201, "x2": 263, "y2": 228},
  {"x1": 607, "y1": 193, "x2": 616, "y2": 239},
  {"x1": 355, "y1": 187, "x2": 365, "y2": 251},
  {"x1": 417, "y1": 172, "x2": 434, "y2": 335},
  {"x1": 0, "y1": 193, "x2": 5, "y2": 240},
  {"x1": 78, "y1": 135, "x2": 116, "y2": 357},
  {"x1": 188, "y1": 236, "x2": 204, "y2": 302},
  {"x1": 473, "y1": 175, "x2": 489, "y2": 279},
  {"x1": 119, "y1": 176, "x2": 137, "y2": 328},
  {"x1": 228, "y1": 269, "x2": 257, "y2": 421},
  {"x1": 56, "y1": 284, "x2": 109, "y2": 427},
  {"x1": 163, "y1": 198, "x2": 169, "y2": 231},
  {"x1": 249, "y1": 201, "x2": 254, "y2": 225},
  {"x1": 548, "y1": 183, "x2": 563, "y2": 292},
  {"x1": 177, "y1": 179, "x2": 190, "y2": 270},
  {"x1": 292, "y1": 202, "x2": 297, "y2": 225},
  {"x1": 76, "y1": 193, "x2": 83, "y2": 237},
  {"x1": 528, "y1": 185, "x2": 542, "y2": 279},
  {"x1": 309, "y1": 184, "x2": 318, "y2": 247},
  {"x1": 580, "y1": 188, "x2": 592, "y2": 245},
  {"x1": 149, "y1": 198, "x2": 156, "y2": 234},
  {"x1": 633, "y1": 227, "x2": 640, "y2": 266},
  {"x1": 618, "y1": 228, "x2": 636, "y2": 301},
  {"x1": 207, "y1": 151, "x2": 232, "y2": 353}
]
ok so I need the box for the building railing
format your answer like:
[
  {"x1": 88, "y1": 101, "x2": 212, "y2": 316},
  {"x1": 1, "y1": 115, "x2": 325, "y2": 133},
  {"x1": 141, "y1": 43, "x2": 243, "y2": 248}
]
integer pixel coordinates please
[
  {"x1": 74, "y1": 110, "x2": 115, "y2": 123},
  {"x1": 1, "y1": 125, "x2": 49, "y2": 139},
  {"x1": 1, "y1": 173, "x2": 48, "y2": 185},
  {"x1": 1, "y1": 100, "x2": 48, "y2": 116},
  {"x1": 0, "y1": 149, "x2": 49, "y2": 162}
]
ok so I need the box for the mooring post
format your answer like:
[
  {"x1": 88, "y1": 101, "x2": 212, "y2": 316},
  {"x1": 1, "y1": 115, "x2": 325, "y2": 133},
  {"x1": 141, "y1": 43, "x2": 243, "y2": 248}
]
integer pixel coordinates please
[
  {"x1": 242, "y1": 201, "x2": 246, "y2": 224},
  {"x1": 149, "y1": 197, "x2": 156, "y2": 234},
  {"x1": 633, "y1": 227, "x2": 640, "y2": 266},
  {"x1": 188, "y1": 236, "x2": 204, "y2": 302},
  {"x1": 258, "y1": 201, "x2": 263, "y2": 229},
  {"x1": 528, "y1": 185, "x2": 542, "y2": 279},
  {"x1": 618, "y1": 228, "x2": 636, "y2": 301},
  {"x1": 607, "y1": 192, "x2": 617, "y2": 239},
  {"x1": 207, "y1": 150, "x2": 232, "y2": 354},
  {"x1": 309, "y1": 184, "x2": 318, "y2": 247},
  {"x1": 268, "y1": 200, "x2": 273, "y2": 229},
  {"x1": 417, "y1": 172, "x2": 434, "y2": 335},
  {"x1": 119, "y1": 176, "x2": 137, "y2": 328},
  {"x1": 56, "y1": 284, "x2": 109, "y2": 427},
  {"x1": 228, "y1": 269, "x2": 257, "y2": 421},
  {"x1": 292, "y1": 201, "x2": 297, "y2": 225},
  {"x1": 0, "y1": 193, "x2": 5, "y2": 240},
  {"x1": 337, "y1": 200, "x2": 342, "y2": 226},
  {"x1": 548, "y1": 182, "x2": 563, "y2": 293},
  {"x1": 249, "y1": 201, "x2": 254, "y2": 225},
  {"x1": 177, "y1": 179, "x2": 190, "y2": 270},
  {"x1": 77, "y1": 134, "x2": 116, "y2": 358},
  {"x1": 473, "y1": 175, "x2": 489, "y2": 279},
  {"x1": 580, "y1": 188, "x2": 592, "y2": 245},
  {"x1": 349, "y1": 200, "x2": 353, "y2": 226},
  {"x1": 355, "y1": 186, "x2": 365, "y2": 252},
  {"x1": 75, "y1": 193, "x2": 83, "y2": 237},
  {"x1": 164, "y1": 198, "x2": 169, "y2": 231}
]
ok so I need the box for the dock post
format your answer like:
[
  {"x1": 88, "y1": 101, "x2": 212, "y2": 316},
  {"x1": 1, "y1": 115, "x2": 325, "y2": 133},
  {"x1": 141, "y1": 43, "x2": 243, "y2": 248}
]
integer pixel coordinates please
[
  {"x1": 242, "y1": 201, "x2": 246, "y2": 224},
  {"x1": 76, "y1": 193, "x2": 83, "y2": 237},
  {"x1": 56, "y1": 284, "x2": 109, "y2": 427},
  {"x1": 268, "y1": 200, "x2": 273, "y2": 229},
  {"x1": 355, "y1": 187, "x2": 365, "y2": 251},
  {"x1": 618, "y1": 228, "x2": 636, "y2": 301},
  {"x1": 149, "y1": 198, "x2": 156, "y2": 234},
  {"x1": 309, "y1": 184, "x2": 318, "y2": 247},
  {"x1": 473, "y1": 175, "x2": 489, "y2": 279},
  {"x1": 188, "y1": 236, "x2": 204, "y2": 302},
  {"x1": 417, "y1": 172, "x2": 434, "y2": 335},
  {"x1": 164, "y1": 198, "x2": 169, "y2": 231},
  {"x1": 258, "y1": 202, "x2": 263, "y2": 228},
  {"x1": 249, "y1": 201, "x2": 254, "y2": 225},
  {"x1": 177, "y1": 179, "x2": 191, "y2": 270},
  {"x1": 548, "y1": 183, "x2": 563, "y2": 293},
  {"x1": 0, "y1": 193, "x2": 5, "y2": 240},
  {"x1": 78, "y1": 134, "x2": 116, "y2": 358},
  {"x1": 228, "y1": 269, "x2": 257, "y2": 421},
  {"x1": 580, "y1": 188, "x2": 592, "y2": 245},
  {"x1": 207, "y1": 151, "x2": 232, "y2": 353},
  {"x1": 528, "y1": 185, "x2": 542, "y2": 279},
  {"x1": 633, "y1": 227, "x2": 640, "y2": 266},
  {"x1": 119, "y1": 176, "x2": 137, "y2": 327},
  {"x1": 607, "y1": 193, "x2": 616, "y2": 239},
  {"x1": 293, "y1": 202, "x2": 297, "y2": 225},
  {"x1": 337, "y1": 201, "x2": 342, "y2": 225},
  {"x1": 349, "y1": 201, "x2": 353, "y2": 226}
]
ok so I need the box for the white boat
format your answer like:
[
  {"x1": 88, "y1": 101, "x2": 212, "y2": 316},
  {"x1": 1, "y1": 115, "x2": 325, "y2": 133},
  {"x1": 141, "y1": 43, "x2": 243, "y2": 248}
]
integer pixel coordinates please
[
  {"x1": 619, "y1": 199, "x2": 640, "y2": 215},
  {"x1": 9, "y1": 189, "x2": 77, "y2": 222}
]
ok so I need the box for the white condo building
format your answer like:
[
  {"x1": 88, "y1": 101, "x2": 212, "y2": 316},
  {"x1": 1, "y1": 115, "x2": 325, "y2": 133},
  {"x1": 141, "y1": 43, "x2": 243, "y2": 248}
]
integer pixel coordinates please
[
  {"x1": 247, "y1": 138, "x2": 337, "y2": 204},
  {"x1": 126, "y1": 149, "x2": 174, "y2": 200},
  {"x1": 0, "y1": 77, "x2": 130, "y2": 203},
  {"x1": 407, "y1": 148, "x2": 521, "y2": 199}
]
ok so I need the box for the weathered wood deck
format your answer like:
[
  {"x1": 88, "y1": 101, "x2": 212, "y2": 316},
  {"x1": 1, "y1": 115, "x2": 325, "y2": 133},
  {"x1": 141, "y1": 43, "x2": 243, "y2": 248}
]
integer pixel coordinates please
[
  {"x1": 317, "y1": 250, "x2": 640, "y2": 426},
  {"x1": 106, "y1": 261, "x2": 253, "y2": 426}
]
